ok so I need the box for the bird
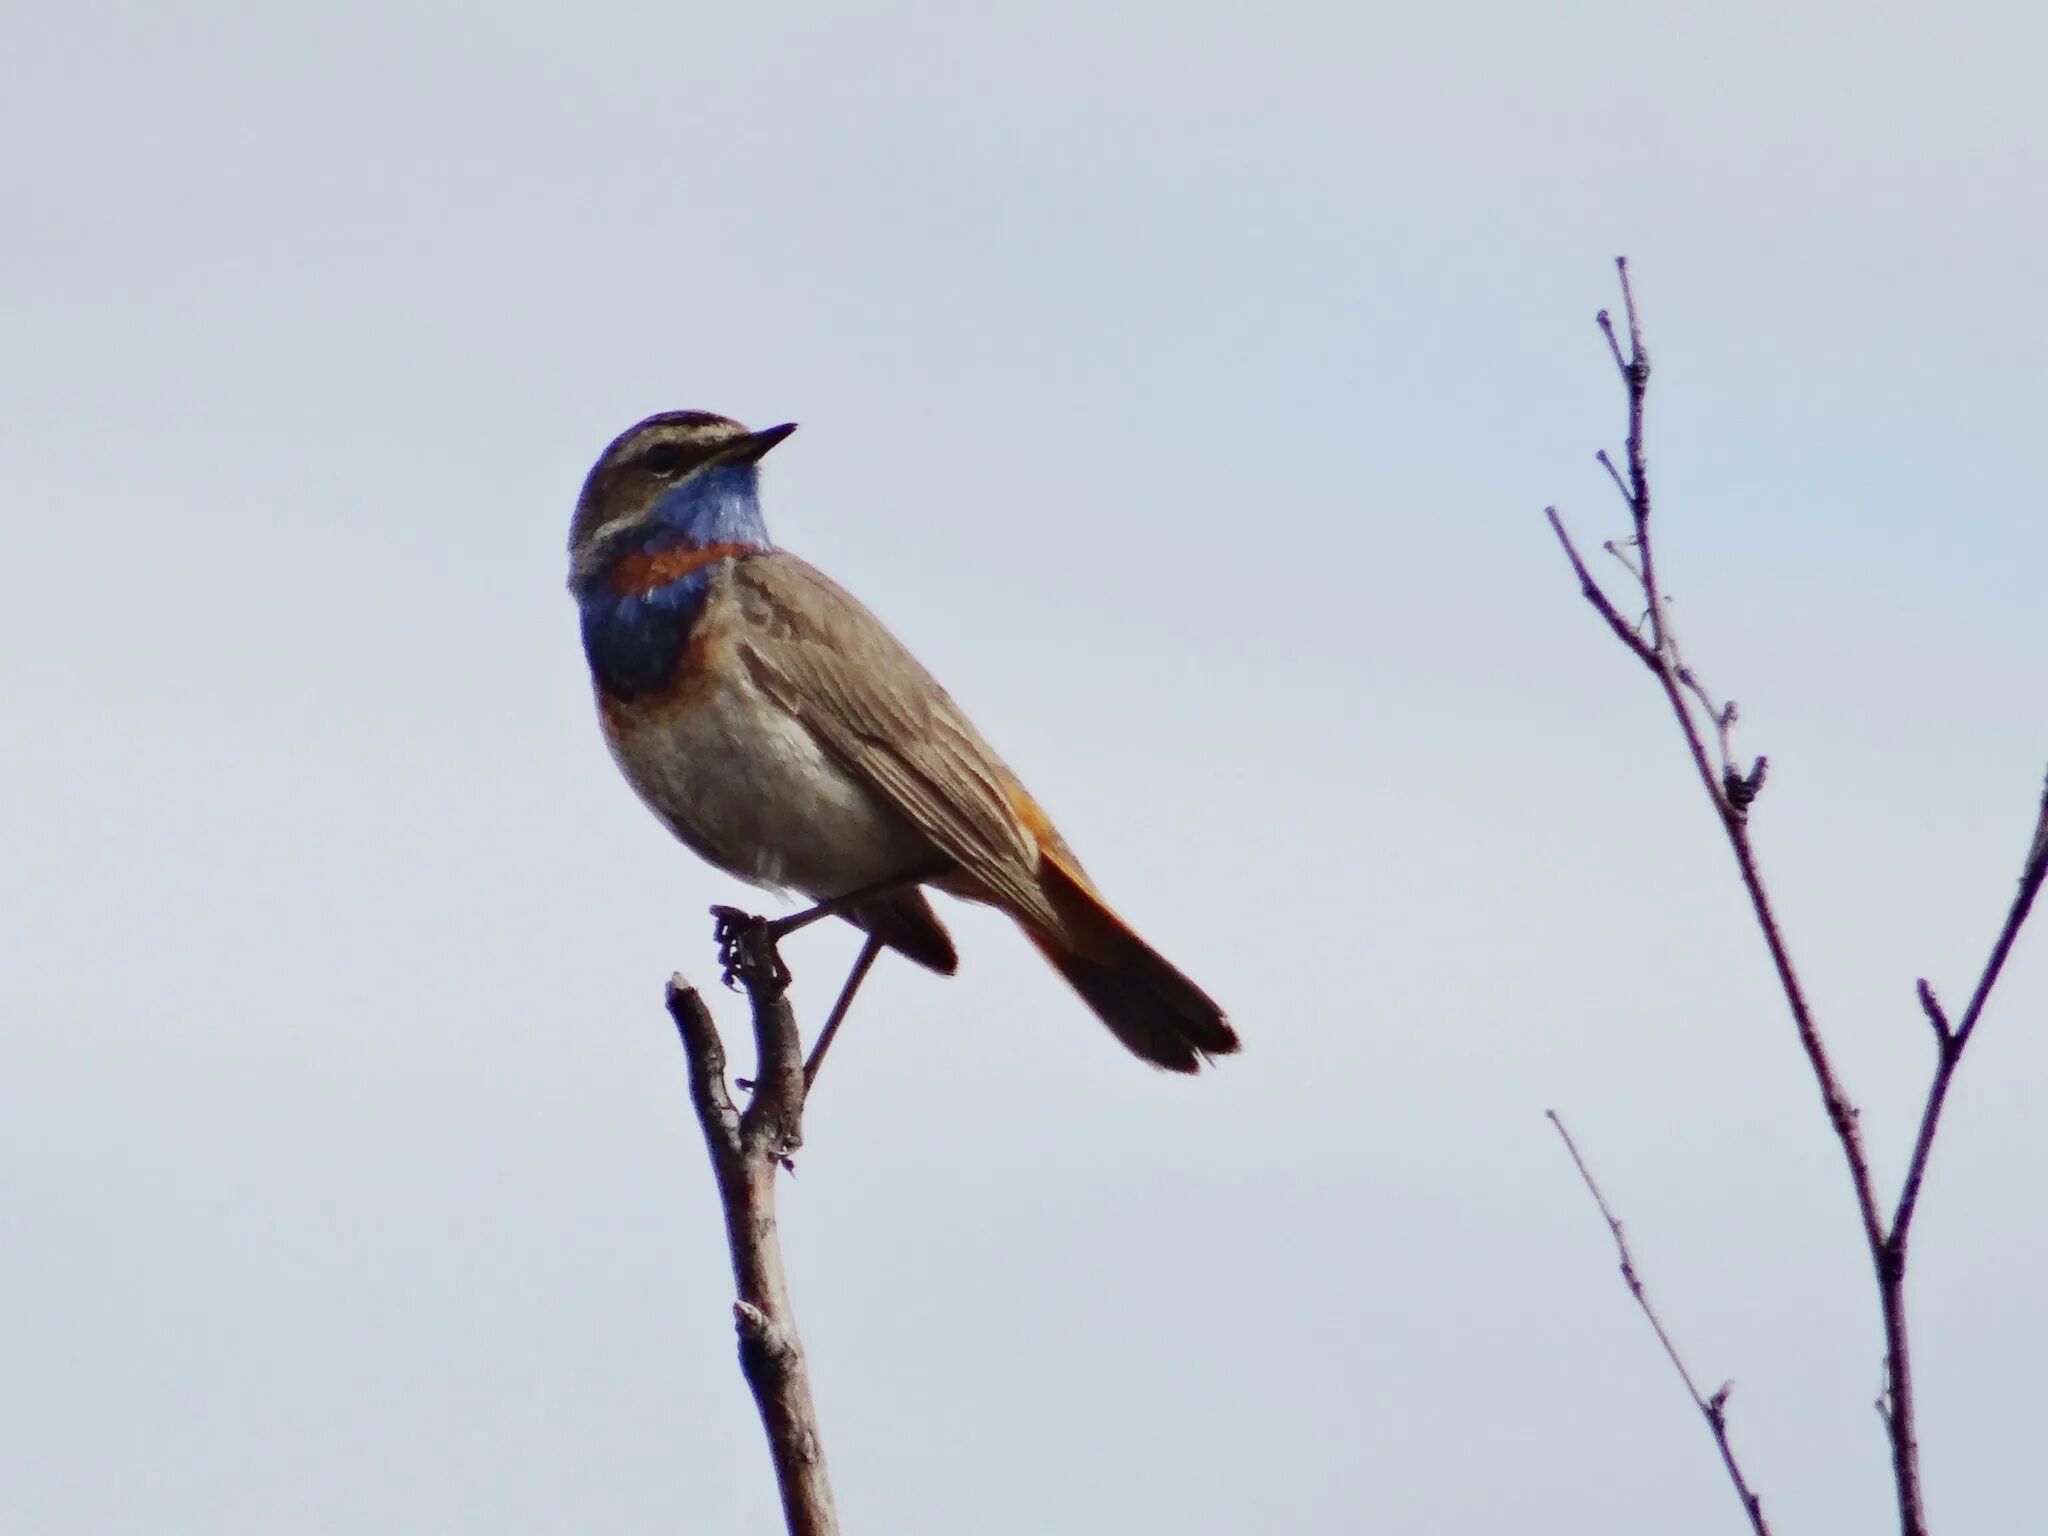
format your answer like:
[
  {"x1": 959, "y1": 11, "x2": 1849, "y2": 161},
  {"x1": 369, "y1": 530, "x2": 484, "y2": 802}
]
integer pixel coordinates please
[{"x1": 567, "y1": 410, "x2": 1238, "y2": 1072}]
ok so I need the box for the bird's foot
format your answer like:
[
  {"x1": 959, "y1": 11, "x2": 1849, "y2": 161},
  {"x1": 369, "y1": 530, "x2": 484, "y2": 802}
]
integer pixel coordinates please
[{"x1": 711, "y1": 905, "x2": 793, "y2": 995}]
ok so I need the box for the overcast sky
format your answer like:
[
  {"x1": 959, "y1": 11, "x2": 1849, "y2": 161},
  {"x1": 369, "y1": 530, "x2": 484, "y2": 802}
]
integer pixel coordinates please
[{"x1": 6, "y1": 2, "x2": 2047, "y2": 1531}]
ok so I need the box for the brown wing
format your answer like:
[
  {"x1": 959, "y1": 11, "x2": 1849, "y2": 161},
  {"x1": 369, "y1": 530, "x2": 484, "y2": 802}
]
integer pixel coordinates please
[
  {"x1": 729, "y1": 552, "x2": 1237, "y2": 1073},
  {"x1": 725, "y1": 552, "x2": 1063, "y2": 928}
]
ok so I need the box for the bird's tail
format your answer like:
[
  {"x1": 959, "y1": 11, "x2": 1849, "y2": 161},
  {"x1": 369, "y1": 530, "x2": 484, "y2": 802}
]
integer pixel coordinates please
[
  {"x1": 850, "y1": 888, "x2": 959, "y2": 975},
  {"x1": 1023, "y1": 857, "x2": 1238, "y2": 1073}
]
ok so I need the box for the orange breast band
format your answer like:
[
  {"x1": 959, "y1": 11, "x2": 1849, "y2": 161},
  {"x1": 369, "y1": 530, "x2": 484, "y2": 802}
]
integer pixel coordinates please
[{"x1": 609, "y1": 541, "x2": 749, "y2": 598}]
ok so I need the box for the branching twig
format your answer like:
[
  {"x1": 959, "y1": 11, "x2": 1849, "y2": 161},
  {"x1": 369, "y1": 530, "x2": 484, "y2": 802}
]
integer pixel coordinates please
[
  {"x1": 1547, "y1": 1112, "x2": 1771, "y2": 1536},
  {"x1": 666, "y1": 928, "x2": 839, "y2": 1536},
  {"x1": 1546, "y1": 258, "x2": 2048, "y2": 1536},
  {"x1": 1548, "y1": 260, "x2": 1885, "y2": 1248},
  {"x1": 1888, "y1": 770, "x2": 2048, "y2": 1257}
]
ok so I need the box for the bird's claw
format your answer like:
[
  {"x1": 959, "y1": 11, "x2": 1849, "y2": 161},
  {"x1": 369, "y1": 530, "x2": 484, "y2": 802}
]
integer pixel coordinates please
[
  {"x1": 710, "y1": 905, "x2": 792, "y2": 994},
  {"x1": 710, "y1": 904, "x2": 755, "y2": 985}
]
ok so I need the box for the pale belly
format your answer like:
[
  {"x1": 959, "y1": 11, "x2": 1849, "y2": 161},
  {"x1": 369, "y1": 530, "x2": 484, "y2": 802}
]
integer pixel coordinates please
[{"x1": 600, "y1": 669, "x2": 936, "y2": 900}]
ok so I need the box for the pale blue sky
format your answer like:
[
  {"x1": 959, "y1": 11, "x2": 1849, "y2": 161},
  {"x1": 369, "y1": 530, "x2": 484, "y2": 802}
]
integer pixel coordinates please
[{"x1": 5, "y1": 2, "x2": 2046, "y2": 1531}]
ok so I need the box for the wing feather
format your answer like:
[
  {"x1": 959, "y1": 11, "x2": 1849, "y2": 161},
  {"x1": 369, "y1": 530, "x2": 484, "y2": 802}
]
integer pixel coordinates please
[{"x1": 727, "y1": 554, "x2": 1058, "y2": 925}]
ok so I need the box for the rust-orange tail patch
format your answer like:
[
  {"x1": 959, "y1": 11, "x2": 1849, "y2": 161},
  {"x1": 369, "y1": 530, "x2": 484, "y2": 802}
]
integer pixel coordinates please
[{"x1": 1024, "y1": 857, "x2": 1238, "y2": 1073}]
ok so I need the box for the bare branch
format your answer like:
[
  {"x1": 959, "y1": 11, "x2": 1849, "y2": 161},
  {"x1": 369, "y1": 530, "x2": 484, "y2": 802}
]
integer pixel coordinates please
[
  {"x1": 1548, "y1": 1112, "x2": 1772, "y2": 1536},
  {"x1": 1602, "y1": 536, "x2": 1646, "y2": 586},
  {"x1": 1945, "y1": 766, "x2": 2048, "y2": 1057},
  {"x1": 669, "y1": 978, "x2": 742, "y2": 1160},
  {"x1": 1672, "y1": 654, "x2": 1740, "y2": 786},
  {"x1": 1913, "y1": 979, "x2": 1950, "y2": 1045},
  {"x1": 1597, "y1": 308, "x2": 1630, "y2": 381},
  {"x1": 1597, "y1": 448, "x2": 1634, "y2": 508},
  {"x1": 1608, "y1": 259, "x2": 1658, "y2": 624},
  {"x1": 726, "y1": 924, "x2": 805, "y2": 1162},
  {"x1": 1549, "y1": 260, "x2": 1919, "y2": 1530},
  {"x1": 1890, "y1": 770, "x2": 2048, "y2": 1252},
  {"x1": 1548, "y1": 264, "x2": 1886, "y2": 1237},
  {"x1": 666, "y1": 964, "x2": 840, "y2": 1536},
  {"x1": 1545, "y1": 508, "x2": 1660, "y2": 674}
]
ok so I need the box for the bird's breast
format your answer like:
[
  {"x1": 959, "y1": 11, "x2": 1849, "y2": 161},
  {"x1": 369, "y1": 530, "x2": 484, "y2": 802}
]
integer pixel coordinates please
[
  {"x1": 577, "y1": 542, "x2": 751, "y2": 702},
  {"x1": 595, "y1": 577, "x2": 932, "y2": 896}
]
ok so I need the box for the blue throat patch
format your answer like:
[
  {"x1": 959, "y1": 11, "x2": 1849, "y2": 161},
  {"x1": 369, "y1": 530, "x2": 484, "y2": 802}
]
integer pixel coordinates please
[
  {"x1": 580, "y1": 577, "x2": 707, "y2": 700},
  {"x1": 578, "y1": 465, "x2": 773, "y2": 701}
]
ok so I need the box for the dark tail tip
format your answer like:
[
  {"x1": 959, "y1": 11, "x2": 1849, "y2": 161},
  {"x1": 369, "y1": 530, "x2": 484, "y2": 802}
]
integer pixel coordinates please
[{"x1": 1036, "y1": 930, "x2": 1238, "y2": 1073}]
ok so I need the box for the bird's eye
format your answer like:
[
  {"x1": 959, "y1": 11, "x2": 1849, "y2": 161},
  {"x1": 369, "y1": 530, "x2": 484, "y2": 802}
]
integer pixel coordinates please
[{"x1": 643, "y1": 444, "x2": 686, "y2": 477}]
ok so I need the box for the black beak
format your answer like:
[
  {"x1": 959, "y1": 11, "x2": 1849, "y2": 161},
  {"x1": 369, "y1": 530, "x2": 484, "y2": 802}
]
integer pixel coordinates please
[{"x1": 723, "y1": 422, "x2": 798, "y2": 465}]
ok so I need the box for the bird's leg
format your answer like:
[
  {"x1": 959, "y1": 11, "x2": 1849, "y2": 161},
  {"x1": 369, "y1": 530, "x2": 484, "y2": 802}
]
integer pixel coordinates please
[
  {"x1": 764, "y1": 859, "x2": 954, "y2": 943},
  {"x1": 803, "y1": 934, "x2": 885, "y2": 1096},
  {"x1": 709, "y1": 861, "x2": 945, "y2": 994}
]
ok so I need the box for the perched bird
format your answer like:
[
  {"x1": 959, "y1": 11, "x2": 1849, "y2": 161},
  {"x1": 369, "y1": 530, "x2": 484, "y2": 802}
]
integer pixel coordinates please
[{"x1": 567, "y1": 410, "x2": 1238, "y2": 1072}]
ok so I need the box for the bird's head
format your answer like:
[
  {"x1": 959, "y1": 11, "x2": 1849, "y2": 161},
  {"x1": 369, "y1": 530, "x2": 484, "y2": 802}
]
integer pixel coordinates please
[{"x1": 567, "y1": 410, "x2": 796, "y2": 594}]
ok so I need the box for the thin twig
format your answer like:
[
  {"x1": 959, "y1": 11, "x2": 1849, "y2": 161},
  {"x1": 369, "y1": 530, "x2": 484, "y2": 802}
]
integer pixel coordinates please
[
  {"x1": 1550, "y1": 258, "x2": 1925, "y2": 1533},
  {"x1": 667, "y1": 945, "x2": 840, "y2": 1536},
  {"x1": 1553, "y1": 261, "x2": 2048, "y2": 1536},
  {"x1": 1550, "y1": 267, "x2": 1887, "y2": 1262},
  {"x1": 1889, "y1": 770, "x2": 2048, "y2": 1253},
  {"x1": 1544, "y1": 509, "x2": 1659, "y2": 675},
  {"x1": 1597, "y1": 449, "x2": 1634, "y2": 508},
  {"x1": 1547, "y1": 1112, "x2": 1772, "y2": 1536},
  {"x1": 1913, "y1": 979, "x2": 1950, "y2": 1044}
]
